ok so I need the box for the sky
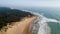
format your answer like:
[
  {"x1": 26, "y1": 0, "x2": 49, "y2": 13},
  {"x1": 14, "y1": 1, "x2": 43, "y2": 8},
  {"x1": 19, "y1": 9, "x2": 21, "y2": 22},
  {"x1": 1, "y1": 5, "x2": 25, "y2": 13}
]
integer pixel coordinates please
[{"x1": 0, "y1": 0, "x2": 60, "y2": 7}]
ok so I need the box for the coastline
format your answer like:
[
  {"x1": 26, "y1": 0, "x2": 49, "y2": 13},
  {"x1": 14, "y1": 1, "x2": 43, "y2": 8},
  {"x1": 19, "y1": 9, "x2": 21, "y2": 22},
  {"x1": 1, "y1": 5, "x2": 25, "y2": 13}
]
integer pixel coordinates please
[{"x1": 0, "y1": 16, "x2": 37, "y2": 34}]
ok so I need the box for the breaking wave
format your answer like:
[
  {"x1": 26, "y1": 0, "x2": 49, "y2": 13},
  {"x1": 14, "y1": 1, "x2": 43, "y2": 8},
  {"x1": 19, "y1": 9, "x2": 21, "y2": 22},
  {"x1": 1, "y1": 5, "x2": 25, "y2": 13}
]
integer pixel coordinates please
[
  {"x1": 23, "y1": 10, "x2": 60, "y2": 34},
  {"x1": 32, "y1": 12, "x2": 60, "y2": 34}
]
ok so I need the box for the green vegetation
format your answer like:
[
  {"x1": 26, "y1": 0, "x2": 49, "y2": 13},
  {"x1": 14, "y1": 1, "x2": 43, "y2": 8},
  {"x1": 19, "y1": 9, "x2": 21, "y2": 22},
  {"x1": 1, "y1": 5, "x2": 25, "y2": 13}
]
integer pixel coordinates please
[{"x1": 0, "y1": 7, "x2": 34, "y2": 30}]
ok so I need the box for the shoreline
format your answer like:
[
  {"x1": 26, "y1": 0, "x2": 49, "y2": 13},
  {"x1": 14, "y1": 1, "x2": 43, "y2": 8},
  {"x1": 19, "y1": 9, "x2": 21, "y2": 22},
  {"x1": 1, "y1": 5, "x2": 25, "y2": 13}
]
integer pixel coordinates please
[{"x1": 0, "y1": 16, "x2": 37, "y2": 34}]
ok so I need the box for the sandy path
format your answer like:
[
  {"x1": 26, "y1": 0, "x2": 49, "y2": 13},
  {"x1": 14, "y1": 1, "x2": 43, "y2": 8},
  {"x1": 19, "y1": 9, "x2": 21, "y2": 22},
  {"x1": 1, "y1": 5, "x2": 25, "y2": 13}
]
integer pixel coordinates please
[{"x1": 6, "y1": 16, "x2": 37, "y2": 34}]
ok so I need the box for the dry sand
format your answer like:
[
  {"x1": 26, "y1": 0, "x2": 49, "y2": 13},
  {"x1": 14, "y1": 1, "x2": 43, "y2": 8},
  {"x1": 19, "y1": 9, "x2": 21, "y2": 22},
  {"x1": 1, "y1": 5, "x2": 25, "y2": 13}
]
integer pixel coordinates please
[{"x1": 0, "y1": 16, "x2": 37, "y2": 34}]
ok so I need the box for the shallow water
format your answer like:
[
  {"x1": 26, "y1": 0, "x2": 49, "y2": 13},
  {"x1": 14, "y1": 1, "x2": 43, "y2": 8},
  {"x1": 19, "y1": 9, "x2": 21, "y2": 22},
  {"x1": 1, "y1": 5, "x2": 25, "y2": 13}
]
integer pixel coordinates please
[
  {"x1": 48, "y1": 22, "x2": 60, "y2": 34},
  {"x1": 30, "y1": 12, "x2": 60, "y2": 34},
  {"x1": 13, "y1": 7, "x2": 60, "y2": 34}
]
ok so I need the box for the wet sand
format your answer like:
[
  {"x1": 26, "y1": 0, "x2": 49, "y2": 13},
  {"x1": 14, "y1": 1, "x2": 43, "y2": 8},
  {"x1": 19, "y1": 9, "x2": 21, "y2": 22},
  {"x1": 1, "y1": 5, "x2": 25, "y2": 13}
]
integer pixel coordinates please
[{"x1": 0, "y1": 16, "x2": 37, "y2": 34}]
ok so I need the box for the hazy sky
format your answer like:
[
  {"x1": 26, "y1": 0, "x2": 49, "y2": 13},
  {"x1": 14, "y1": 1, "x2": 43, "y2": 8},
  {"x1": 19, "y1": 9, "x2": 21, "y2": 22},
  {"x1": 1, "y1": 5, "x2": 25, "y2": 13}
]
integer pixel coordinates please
[{"x1": 0, "y1": 0, "x2": 60, "y2": 7}]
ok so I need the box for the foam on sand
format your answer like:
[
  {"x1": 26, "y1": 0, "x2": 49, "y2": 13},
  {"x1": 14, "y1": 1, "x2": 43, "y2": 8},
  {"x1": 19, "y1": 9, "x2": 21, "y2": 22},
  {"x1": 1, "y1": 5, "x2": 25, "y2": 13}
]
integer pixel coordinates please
[{"x1": 31, "y1": 12, "x2": 60, "y2": 34}]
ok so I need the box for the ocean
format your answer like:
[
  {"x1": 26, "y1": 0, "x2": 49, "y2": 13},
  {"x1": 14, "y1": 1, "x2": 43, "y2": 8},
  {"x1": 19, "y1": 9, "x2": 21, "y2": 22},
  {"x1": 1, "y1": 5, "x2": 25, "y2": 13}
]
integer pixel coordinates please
[{"x1": 13, "y1": 7, "x2": 60, "y2": 34}]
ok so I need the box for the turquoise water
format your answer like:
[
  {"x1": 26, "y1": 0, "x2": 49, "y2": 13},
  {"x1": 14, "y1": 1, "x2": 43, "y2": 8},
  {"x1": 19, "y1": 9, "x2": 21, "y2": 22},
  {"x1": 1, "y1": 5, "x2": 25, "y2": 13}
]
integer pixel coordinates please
[
  {"x1": 28, "y1": 7, "x2": 60, "y2": 34},
  {"x1": 48, "y1": 22, "x2": 60, "y2": 34},
  {"x1": 18, "y1": 7, "x2": 60, "y2": 34}
]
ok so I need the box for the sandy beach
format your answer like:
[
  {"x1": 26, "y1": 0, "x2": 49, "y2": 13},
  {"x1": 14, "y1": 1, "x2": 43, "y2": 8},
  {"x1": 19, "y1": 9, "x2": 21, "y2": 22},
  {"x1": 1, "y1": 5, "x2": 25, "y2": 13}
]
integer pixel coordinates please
[{"x1": 0, "y1": 16, "x2": 37, "y2": 34}]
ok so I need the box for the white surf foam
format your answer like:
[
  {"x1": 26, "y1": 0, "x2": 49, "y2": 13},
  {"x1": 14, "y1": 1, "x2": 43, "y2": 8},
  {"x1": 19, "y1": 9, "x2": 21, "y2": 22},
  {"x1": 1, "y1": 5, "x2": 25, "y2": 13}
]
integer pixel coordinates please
[
  {"x1": 33, "y1": 12, "x2": 60, "y2": 34},
  {"x1": 23, "y1": 10, "x2": 60, "y2": 34}
]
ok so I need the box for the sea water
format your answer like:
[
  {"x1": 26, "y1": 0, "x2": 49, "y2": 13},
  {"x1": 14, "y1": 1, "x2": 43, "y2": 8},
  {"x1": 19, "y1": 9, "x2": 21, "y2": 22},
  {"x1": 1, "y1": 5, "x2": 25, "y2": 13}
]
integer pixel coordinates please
[
  {"x1": 32, "y1": 12, "x2": 60, "y2": 34},
  {"x1": 15, "y1": 7, "x2": 60, "y2": 34}
]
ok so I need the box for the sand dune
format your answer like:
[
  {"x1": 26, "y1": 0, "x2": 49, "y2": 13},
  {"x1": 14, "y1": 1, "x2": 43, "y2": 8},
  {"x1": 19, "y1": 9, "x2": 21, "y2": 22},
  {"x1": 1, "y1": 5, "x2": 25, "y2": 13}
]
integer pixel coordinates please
[{"x1": 0, "y1": 16, "x2": 37, "y2": 34}]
